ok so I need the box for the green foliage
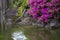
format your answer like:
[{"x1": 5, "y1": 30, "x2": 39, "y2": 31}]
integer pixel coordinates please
[
  {"x1": 9, "y1": 0, "x2": 28, "y2": 17},
  {"x1": 9, "y1": 0, "x2": 24, "y2": 8},
  {"x1": 17, "y1": 0, "x2": 28, "y2": 17}
]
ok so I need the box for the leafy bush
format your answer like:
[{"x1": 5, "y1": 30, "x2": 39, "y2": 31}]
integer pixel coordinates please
[{"x1": 9, "y1": 0, "x2": 28, "y2": 17}]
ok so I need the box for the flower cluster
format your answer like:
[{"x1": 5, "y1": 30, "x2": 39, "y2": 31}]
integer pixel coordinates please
[{"x1": 26, "y1": 0, "x2": 60, "y2": 23}]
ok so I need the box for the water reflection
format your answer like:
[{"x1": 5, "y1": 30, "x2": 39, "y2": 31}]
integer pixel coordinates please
[{"x1": 12, "y1": 31, "x2": 27, "y2": 40}]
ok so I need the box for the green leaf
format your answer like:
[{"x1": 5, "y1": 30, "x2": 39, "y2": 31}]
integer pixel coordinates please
[{"x1": 17, "y1": 0, "x2": 28, "y2": 17}]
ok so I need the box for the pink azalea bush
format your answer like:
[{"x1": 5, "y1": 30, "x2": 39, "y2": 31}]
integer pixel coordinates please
[{"x1": 26, "y1": 0, "x2": 60, "y2": 23}]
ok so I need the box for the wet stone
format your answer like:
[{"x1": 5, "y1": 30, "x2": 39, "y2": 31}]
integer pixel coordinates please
[{"x1": 17, "y1": 17, "x2": 33, "y2": 26}]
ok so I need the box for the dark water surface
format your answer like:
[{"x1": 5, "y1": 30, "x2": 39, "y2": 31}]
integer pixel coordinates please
[{"x1": 0, "y1": 25, "x2": 60, "y2": 40}]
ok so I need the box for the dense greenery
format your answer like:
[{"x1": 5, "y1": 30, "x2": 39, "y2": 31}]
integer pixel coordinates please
[{"x1": 9, "y1": 0, "x2": 28, "y2": 17}]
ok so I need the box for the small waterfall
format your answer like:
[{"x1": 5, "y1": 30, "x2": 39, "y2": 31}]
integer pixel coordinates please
[{"x1": 12, "y1": 31, "x2": 27, "y2": 40}]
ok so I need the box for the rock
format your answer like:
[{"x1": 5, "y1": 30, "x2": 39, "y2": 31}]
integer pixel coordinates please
[
  {"x1": 6, "y1": 8, "x2": 17, "y2": 18},
  {"x1": 45, "y1": 23, "x2": 51, "y2": 29},
  {"x1": 17, "y1": 17, "x2": 33, "y2": 26},
  {"x1": 50, "y1": 20, "x2": 57, "y2": 27},
  {"x1": 44, "y1": 20, "x2": 57, "y2": 29},
  {"x1": 45, "y1": 19, "x2": 60, "y2": 29},
  {"x1": 6, "y1": 18, "x2": 12, "y2": 26},
  {"x1": 52, "y1": 23, "x2": 60, "y2": 29},
  {"x1": 32, "y1": 22, "x2": 43, "y2": 28}
]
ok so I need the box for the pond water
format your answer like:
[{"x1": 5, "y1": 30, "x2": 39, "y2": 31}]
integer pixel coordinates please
[
  {"x1": 0, "y1": 25, "x2": 29, "y2": 40},
  {"x1": 0, "y1": 25, "x2": 60, "y2": 40}
]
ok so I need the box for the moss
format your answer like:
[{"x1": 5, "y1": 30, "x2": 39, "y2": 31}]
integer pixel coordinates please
[{"x1": 0, "y1": 33, "x2": 5, "y2": 40}]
